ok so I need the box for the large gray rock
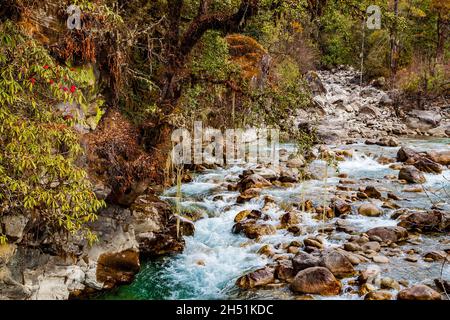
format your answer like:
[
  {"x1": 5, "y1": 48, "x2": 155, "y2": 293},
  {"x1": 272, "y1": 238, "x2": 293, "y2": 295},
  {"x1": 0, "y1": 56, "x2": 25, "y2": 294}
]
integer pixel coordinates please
[
  {"x1": 0, "y1": 214, "x2": 29, "y2": 242},
  {"x1": 407, "y1": 110, "x2": 442, "y2": 129}
]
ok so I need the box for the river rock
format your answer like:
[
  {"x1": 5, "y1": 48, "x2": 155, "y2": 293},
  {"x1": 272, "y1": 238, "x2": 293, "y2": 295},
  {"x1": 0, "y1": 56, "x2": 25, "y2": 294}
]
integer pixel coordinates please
[
  {"x1": 398, "y1": 166, "x2": 426, "y2": 184},
  {"x1": 305, "y1": 71, "x2": 326, "y2": 96},
  {"x1": 303, "y1": 238, "x2": 323, "y2": 249},
  {"x1": 279, "y1": 169, "x2": 299, "y2": 183},
  {"x1": 280, "y1": 212, "x2": 300, "y2": 226},
  {"x1": 407, "y1": 110, "x2": 441, "y2": 129},
  {"x1": 96, "y1": 249, "x2": 140, "y2": 289},
  {"x1": 426, "y1": 150, "x2": 450, "y2": 165},
  {"x1": 397, "y1": 284, "x2": 441, "y2": 300},
  {"x1": 413, "y1": 157, "x2": 443, "y2": 174},
  {"x1": 376, "y1": 137, "x2": 399, "y2": 147},
  {"x1": 234, "y1": 210, "x2": 262, "y2": 223},
  {"x1": 232, "y1": 221, "x2": 276, "y2": 239},
  {"x1": 319, "y1": 250, "x2": 355, "y2": 278},
  {"x1": 274, "y1": 260, "x2": 296, "y2": 282},
  {"x1": 358, "y1": 203, "x2": 382, "y2": 217},
  {"x1": 362, "y1": 241, "x2": 381, "y2": 252},
  {"x1": 359, "y1": 105, "x2": 381, "y2": 117},
  {"x1": 366, "y1": 226, "x2": 408, "y2": 243},
  {"x1": 364, "y1": 291, "x2": 393, "y2": 300},
  {"x1": 252, "y1": 167, "x2": 279, "y2": 181},
  {"x1": 292, "y1": 251, "x2": 321, "y2": 272},
  {"x1": 387, "y1": 192, "x2": 401, "y2": 200},
  {"x1": 237, "y1": 174, "x2": 271, "y2": 192},
  {"x1": 236, "y1": 188, "x2": 261, "y2": 203},
  {"x1": 423, "y1": 250, "x2": 448, "y2": 262},
  {"x1": 236, "y1": 267, "x2": 275, "y2": 289},
  {"x1": 344, "y1": 242, "x2": 362, "y2": 252},
  {"x1": 234, "y1": 210, "x2": 252, "y2": 223},
  {"x1": 372, "y1": 255, "x2": 389, "y2": 263},
  {"x1": 286, "y1": 155, "x2": 305, "y2": 168},
  {"x1": 130, "y1": 196, "x2": 186, "y2": 257},
  {"x1": 398, "y1": 210, "x2": 449, "y2": 233},
  {"x1": 358, "y1": 265, "x2": 381, "y2": 285},
  {"x1": 397, "y1": 147, "x2": 419, "y2": 162},
  {"x1": 364, "y1": 186, "x2": 382, "y2": 199},
  {"x1": 331, "y1": 198, "x2": 351, "y2": 216},
  {"x1": 380, "y1": 277, "x2": 400, "y2": 290},
  {"x1": 290, "y1": 267, "x2": 341, "y2": 296},
  {"x1": 258, "y1": 244, "x2": 275, "y2": 257}
]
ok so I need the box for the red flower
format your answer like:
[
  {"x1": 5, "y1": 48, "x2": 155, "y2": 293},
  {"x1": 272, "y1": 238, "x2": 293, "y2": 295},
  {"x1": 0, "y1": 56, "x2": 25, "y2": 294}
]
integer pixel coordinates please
[
  {"x1": 49, "y1": 79, "x2": 54, "y2": 85},
  {"x1": 30, "y1": 78, "x2": 36, "y2": 85},
  {"x1": 70, "y1": 85, "x2": 76, "y2": 93},
  {"x1": 43, "y1": 65, "x2": 49, "y2": 70},
  {"x1": 63, "y1": 87, "x2": 68, "y2": 92}
]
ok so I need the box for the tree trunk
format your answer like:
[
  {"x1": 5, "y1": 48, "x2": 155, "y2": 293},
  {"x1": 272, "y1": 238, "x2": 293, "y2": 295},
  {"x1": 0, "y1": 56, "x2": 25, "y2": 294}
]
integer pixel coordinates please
[
  {"x1": 390, "y1": 0, "x2": 399, "y2": 82},
  {"x1": 436, "y1": 12, "x2": 446, "y2": 63}
]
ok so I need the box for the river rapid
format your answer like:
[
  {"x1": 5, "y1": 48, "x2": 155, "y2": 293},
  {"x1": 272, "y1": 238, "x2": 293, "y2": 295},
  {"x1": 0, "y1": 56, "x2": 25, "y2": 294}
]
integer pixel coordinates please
[{"x1": 102, "y1": 137, "x2": 450, "y2": 300}]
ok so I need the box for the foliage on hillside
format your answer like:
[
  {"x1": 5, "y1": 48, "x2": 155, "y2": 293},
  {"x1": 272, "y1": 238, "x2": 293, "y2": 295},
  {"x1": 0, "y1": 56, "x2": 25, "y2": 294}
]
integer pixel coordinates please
[{"x1": 0, "y1": 21, "x2": 104, "y2": 244}]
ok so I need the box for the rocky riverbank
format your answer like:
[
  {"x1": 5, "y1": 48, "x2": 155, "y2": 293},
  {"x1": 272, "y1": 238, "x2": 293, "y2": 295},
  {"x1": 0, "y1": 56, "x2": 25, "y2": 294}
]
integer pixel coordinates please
[
  {"x1": 0, "y1": 191, "x2": 193, "y2": 299},
  {"x1": 298, "y1": 67, "x2": 450, "y2": 144}
]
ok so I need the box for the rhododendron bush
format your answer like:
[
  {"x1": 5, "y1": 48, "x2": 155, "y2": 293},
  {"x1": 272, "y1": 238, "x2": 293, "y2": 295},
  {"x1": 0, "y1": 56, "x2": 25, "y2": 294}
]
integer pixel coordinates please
[{"x1": 0, "y1": 21, "x2": 104, "y2": 245}]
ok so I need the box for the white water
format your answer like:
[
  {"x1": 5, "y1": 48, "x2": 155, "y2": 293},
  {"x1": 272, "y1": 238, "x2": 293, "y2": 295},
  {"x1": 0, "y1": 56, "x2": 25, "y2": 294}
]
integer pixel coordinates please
[{"x1": 105, "y1": 139, "x2": 450, "y2": 300}]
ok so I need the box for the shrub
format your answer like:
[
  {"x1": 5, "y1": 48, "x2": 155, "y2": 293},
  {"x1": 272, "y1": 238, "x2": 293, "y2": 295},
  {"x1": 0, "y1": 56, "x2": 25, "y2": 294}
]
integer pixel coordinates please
[{"x1": 0, "y1": 21, "x2": 104, "y2": 244}]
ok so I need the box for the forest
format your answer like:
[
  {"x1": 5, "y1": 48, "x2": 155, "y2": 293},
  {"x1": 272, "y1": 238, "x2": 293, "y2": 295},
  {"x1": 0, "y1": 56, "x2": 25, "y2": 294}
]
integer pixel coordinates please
[{"x1": 0, "y1": 0, "x2": 448, "y2": 301}]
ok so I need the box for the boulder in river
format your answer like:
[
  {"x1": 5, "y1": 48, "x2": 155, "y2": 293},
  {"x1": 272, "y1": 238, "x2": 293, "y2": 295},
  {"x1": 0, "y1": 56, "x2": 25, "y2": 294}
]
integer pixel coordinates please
[
  {"x1": 280, "y1": 212, "x2": 301, "y2": 227},
  {"x1": 96, "y1": 249, "x2": 140, "y2": 289},
  {"x1": 365, "y1": 226, "x2": 408, "y2": 243},
  {"x1": 236, "y1": 188, "x2": 261, "y2": 203},
  {"x1": 292, "y1": 251, "x2": 321, "y2": 272},
  {"x1": 423, "y1": 250, "x2": 448, "y2": 262},
  {"x1": 237, "y1": 173, "x2": 271, "y2": 192},
  {"x1": 236, "y1": 267, "x2": 275, "y2": 289},
  {"x1": 364, "y1": 291, "x2": 393, "y2": 300},
  {"x1": 375, "y1": 137, "x2": 399, "y2": 147},
  {"x1": 413, "y1": 157, "x2": 443, "y2": 174},
  {"x1": 358, "y1": 203, "x2": 382, "y2": 217},
  {"x1": 234, "y1": 210, "x2": 262, "y2": 223},
  {"x1": 331, "y1": 198, "x2": 351, "y2": 216},
  {"x1": 232, "y1": 220, "x2": 276, "y2": 239},
  {"x1": 364, "y1": 186, "x2": 382, "y2": 199},
  {"x1": 397, "y1": 210, "x2": 449, "y2": 233},
  {"x1": 290, "y1": 267, "x2": 341, "y2": 296},
  {"x1": 274, "y1": 260, "x2": 296, "y2": 282},
  {"x1": 397, "y1": 284, "x2": 441, "y2": 300},
  {"x1": 397, "y1": 147, "x2": 419, "y2": 162},
  {"x1": 319, "y1": 250, "x2": 355, "y2": 278},
  {"x1": 426, "y1": 150, "x2": 450, "y2": 166},
  {"x1": 398, "y1": 166, "x2": 426, "y2": 184}
]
